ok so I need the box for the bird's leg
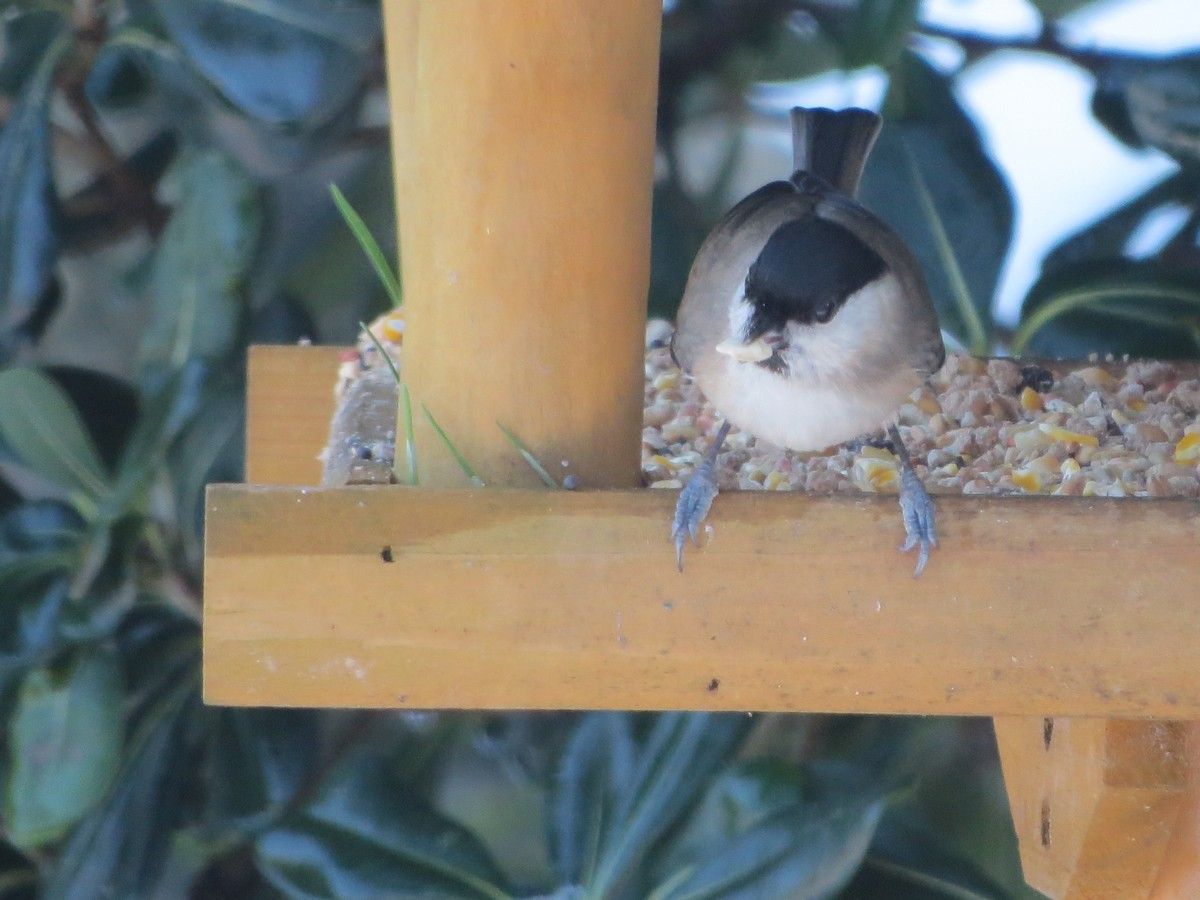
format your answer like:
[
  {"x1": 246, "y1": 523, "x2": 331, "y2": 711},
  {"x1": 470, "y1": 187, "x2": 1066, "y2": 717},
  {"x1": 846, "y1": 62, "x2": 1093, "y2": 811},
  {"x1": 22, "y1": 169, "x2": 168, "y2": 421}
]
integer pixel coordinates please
[
  {"x1": 888, "y1": 424, "x2": 937, "y2": 576},
  {"x1": 672, "y1": 419, "x2": 731, "y2": 571}
]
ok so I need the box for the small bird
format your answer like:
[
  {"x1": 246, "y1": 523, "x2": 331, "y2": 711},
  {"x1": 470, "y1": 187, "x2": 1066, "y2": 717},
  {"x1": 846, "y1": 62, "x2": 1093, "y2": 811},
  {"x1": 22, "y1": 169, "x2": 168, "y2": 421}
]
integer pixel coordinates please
[{"x1": 671, "y1": 106, "x2": 945, "y2": 575}]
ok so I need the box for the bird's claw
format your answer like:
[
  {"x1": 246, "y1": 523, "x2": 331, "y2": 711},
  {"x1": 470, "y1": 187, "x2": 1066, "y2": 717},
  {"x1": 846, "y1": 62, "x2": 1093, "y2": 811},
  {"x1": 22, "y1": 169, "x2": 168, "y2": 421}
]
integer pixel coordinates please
[
  {"x1": 673, "y1": 462, "x2": 719, "y2": 571},
  {"x1": 898, "y1": 464, "x2": 938, "y2": 577}
]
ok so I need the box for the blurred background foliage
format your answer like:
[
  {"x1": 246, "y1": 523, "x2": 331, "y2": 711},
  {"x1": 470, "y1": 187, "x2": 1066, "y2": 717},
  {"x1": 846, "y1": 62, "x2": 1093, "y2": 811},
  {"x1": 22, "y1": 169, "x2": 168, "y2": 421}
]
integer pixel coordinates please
[{"x1": 0, "y1": 0, "x2": 1197, "y2": 896}]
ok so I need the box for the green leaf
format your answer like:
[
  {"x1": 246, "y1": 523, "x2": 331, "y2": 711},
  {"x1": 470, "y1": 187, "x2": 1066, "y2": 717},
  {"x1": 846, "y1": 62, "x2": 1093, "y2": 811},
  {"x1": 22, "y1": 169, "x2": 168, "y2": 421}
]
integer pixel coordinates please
[
  {"x1": 140, "y1": 151, "x2": 260, "y2": 369},
  {"x1": 0, "y1": 369, "x2": 110, "y2": 501},
  {"x1": 587, "y1": 713, "x2": 753, "y2": 898},
  {"x1": 1014, "y1": 261, "x2": 1200, "y2": 358},
  {"x1": 1040, "y1": 172, "x2": 1198, "y2": 275},
  {"x1": 106, "y1": 362, "x2": 208, "y2": 518},
  {"x1": 0, "y1": 26, "x2": 69, "y2": 356},
  {"x1": 859, "y1": 52, "x2": 1013, "y2": 353},
  {"x1": 209, "y1": 709, "x2": 320, "y2": 828},
  {"x1": 653, "y1": 759, "x2": 809, "y2": 880},
  {"x1": 845, "y1": 815, "x2": 1020, "y2": 899},
  {"x1": 255, "y1": 745, "x2": 511, "y2": 900},
  {"x1": 44, "y1": 667, "x2": 202, "y2": 900},
  {"x1": 725, "y1": 21, "x2": 840, "y2": 85},
  {"x1": 166, "y1": 372, "x2": 242, "y2": 569},
  {"x1": 815, "y1": 0, "x2": 919, "y2": 70},
  {"x1": 1093, "y1": 53, "x2": 1200, "y2": 170},
  {"x1": 649, "y1": 182, "x2": 710, "y2": 319},
  {"x1": 5, "y1": 650, "x2": 124, "y2": 849},
  {"x1": 154, "y1": 0, "x2": 379, "y2": 127},
  {"x1": 0, "y1": 8, "x2": 65, "y2": 94},
  {"x1": 552, "y1": 714, "x2": 637, "y2": 886},
  {"x1": 651, "y1": 797, "x2": 885, "y2": 900},
  {"x1": 1027, "y1": 0, "x2": 1105, "y2": 18},
  {"x1": 333, "y1": 186, "x2": 401, "y2": 308}
]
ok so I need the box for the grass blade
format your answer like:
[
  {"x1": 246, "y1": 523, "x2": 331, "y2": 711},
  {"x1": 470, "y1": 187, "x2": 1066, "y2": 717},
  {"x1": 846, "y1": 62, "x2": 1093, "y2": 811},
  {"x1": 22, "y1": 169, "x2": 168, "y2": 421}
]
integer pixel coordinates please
[
  {"x1": 357, "y1": 322, "x2": 415, "y2": 484},
  {"x1": 399, "y1": 382, "x2": 417, "y2": 486},
  {"x1": 899, "y1": 139, "x2": 990, "y2": 356},
  {"x1": 1011, "y1": 284, "x2": 1200, "y2": 354},
  {"x1": 331, "y1": 184, "x2": 402, "y2": 308},
  {"x1": 422, "y1": 406, "x2": 484, "y2": 487},
  {"x1": 357, "y1": 322, "x2": 400, "y2": 384},
  {"x1": 496, "y1": 422, "x2": 558, "y2": 489}
]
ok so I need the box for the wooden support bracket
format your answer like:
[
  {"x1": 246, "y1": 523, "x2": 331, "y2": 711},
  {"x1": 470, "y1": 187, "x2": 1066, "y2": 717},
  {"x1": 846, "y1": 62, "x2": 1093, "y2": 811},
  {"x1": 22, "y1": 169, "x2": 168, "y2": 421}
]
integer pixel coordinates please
[{"x1": 996, "y1": 718, "x2": 1200, "y2": 899}]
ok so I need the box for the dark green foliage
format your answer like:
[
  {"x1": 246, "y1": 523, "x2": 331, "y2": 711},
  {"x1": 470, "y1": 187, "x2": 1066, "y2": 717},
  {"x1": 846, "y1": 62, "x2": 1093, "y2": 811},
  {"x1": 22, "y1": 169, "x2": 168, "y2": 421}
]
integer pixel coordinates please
[
  {"x1": 860, "y1": 52, "x2": 1013, "y2": 355},
  {"x1": 0, "y1": 0, "x2": 1195, "y2": 896},
  {"x1": 0, "y1": 17, "x2": 67, "y2": 358}
]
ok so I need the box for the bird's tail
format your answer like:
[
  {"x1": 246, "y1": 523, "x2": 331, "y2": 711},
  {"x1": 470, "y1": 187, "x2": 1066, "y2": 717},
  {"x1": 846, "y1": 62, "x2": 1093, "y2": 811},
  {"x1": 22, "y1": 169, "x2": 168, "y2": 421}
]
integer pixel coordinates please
[{"x1": 789, "y1": 106, "x2": 882, "y2": 199}]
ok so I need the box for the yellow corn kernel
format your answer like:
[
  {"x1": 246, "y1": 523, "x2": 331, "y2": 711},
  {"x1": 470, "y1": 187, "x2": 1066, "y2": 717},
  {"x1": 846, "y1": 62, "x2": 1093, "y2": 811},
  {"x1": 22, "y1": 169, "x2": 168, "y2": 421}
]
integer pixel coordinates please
[
  {"x1": 1073, "y1": 366, "x2": 1116, "y2": 388},
  {"x1": 1176, "y1": 433, "x2": 1200, "y2": 464},
  {"x1": 1110, "y1": 408, "x2": 1130, "y2": 427},
  {"x1": 1127, "y1": 398, "x2": 1147, "y2": 412},
  {"x1": 1082, "y1": 480, "x2": 1100, "y2": 497},
  {"x1": 852, "y1": 457, "x2": 898, "y2": 491},
  {"x1": 648, "y1": 454, "x2": 676, "y2": 472},
  {"x1": 764, "y1": 471, "x2": 789, "y2": 491},
  {"x1": 1018, "y1": 386, "x2": 1043, "y2": 411},
  {"x1": 1011, "y1": 468, "x2": 1042, "y2": 493},
  {"x1": 916, "y1": 393, "x2": 942, "y2": 415},
  {"x1": 1038, "y1": 423, "x2": 1099, "y2": 447},
  {"x1": 652, "y1": 371, "x2": 680, "y2": 391},
  {"x1": 1060, "y1": 458, "x2": 1081, "y2": 476},
  {"x1": 380, "y1": 316, "x2": 405, "y2": 343},
  {"x1": 859, "y1": 445, "x2": 898, "y2": 462}
]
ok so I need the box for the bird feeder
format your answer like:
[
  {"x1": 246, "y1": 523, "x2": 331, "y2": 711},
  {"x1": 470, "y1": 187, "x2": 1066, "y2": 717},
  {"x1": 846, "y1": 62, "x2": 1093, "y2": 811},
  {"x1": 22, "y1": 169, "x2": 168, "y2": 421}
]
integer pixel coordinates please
[{"x1": 203, "y1": 2, "x2": 1200, "y2": 897}]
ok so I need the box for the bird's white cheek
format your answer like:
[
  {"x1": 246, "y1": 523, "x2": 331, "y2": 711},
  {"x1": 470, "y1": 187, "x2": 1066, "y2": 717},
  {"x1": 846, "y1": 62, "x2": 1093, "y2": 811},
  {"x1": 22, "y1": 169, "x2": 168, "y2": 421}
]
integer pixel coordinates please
[
  {"x1": 782, "y1": 273, "x2": 906, "y2": 380},
  {"x1": 724, "y1": 285, "x2": 754, "y2": 343}
]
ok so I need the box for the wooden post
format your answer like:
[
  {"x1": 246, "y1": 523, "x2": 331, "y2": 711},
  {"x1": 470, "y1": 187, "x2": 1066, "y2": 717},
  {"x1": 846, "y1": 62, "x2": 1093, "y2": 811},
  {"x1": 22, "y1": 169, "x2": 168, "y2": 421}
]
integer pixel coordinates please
[
  {"x1": 382, "y1": 0, "x2": 662, "y2": 488},
  {"x1": 995, "y1": 718, "x2": 1198, "y2": 899}
]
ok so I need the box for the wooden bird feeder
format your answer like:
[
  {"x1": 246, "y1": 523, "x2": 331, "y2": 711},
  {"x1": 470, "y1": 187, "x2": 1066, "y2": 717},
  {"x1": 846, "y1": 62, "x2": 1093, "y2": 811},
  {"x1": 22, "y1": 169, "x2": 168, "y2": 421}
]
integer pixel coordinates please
[{"x1": 203, "y1": 3, "x2": 1200, "y2": 897}]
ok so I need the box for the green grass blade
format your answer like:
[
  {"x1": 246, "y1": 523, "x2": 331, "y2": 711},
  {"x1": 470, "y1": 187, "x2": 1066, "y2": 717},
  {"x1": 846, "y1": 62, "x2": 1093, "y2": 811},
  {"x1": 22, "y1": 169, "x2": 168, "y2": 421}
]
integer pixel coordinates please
[
  {"x1": 422, "y1": 406, "x2": 484, "y2": 487},
  {"x1": 357, "y1": 322, "x2": 415, "y2": 484},
  {"x1": 1011, "y1": 285, "x2": 1200, "y2": 354},
  {"x1": 899, "y1": 139, "x2": 990, "y2": 356},
  {"x1": 399, "y1": 382, "x2": 418, "y2": 486},
  {"x1": 331, "y1": 184, "x2": 402, "y2": 308},
  {"x1": 357, "y1": 322, "x2": 400, "y2": 384},
  {"x1": 496, "y1": 422, "x2": 558, "y2": 489}
]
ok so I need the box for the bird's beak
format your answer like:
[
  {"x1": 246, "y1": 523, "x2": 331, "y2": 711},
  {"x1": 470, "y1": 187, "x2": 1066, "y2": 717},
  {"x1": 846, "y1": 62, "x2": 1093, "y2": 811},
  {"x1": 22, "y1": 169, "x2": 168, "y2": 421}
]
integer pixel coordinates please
[{"x1": 715, "y1": 337, "x2": 774, "y2": 363}]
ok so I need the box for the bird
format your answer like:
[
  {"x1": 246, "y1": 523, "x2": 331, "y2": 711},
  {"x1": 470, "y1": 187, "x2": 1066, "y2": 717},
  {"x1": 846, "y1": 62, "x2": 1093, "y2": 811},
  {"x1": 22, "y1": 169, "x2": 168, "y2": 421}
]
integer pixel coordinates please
[{"x1": 670, "y1": 106, "x2": 945, "y2": 575}]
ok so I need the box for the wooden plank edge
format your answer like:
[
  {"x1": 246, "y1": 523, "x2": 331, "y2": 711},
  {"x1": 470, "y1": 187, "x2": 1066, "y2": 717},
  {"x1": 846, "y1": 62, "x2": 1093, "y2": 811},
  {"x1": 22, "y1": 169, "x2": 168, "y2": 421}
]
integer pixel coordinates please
[{"x1": 203, "y1": 483, "x2": 1200, "y2": 715}]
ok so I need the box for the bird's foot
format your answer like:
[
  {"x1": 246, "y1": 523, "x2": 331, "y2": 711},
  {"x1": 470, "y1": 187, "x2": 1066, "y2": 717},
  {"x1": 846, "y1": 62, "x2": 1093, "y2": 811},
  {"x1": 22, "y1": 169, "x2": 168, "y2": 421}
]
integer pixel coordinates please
[
  {"x1": 672, "y1": 461, "x2": 720, "y2": 571},
  {"x1": 898, "y1": 463, "x2": 937, "y2": 577}
]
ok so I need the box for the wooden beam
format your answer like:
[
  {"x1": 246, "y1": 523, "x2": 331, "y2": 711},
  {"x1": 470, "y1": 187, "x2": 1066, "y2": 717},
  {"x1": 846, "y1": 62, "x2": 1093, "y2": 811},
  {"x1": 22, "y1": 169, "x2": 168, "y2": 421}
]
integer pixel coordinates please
[
  {"x1": 204, "y1": 483, "x2": 1200, "y2": 715},
  {"x1": 246, "y1": 345, "x2": 343, "y2": 486},
  {"x1": 384, "y1": 0, "x2": 661, "y2": 488},
  {"x1": 995, "y1": 717, "x2": 1197, "y2": 899}
]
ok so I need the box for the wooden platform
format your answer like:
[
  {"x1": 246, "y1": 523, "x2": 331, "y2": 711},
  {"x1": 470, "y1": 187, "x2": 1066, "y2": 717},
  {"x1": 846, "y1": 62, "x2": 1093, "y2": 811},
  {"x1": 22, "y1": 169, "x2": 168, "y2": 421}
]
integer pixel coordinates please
[{"x1": 204, "y1": 346, "x2": 1200, "y2": 715}]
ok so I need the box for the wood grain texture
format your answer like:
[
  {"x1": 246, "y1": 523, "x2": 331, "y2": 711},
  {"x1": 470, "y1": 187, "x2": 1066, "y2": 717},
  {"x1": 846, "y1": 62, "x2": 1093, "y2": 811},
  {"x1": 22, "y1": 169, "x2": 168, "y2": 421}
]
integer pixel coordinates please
[
  {"x1": 996, "y1": 717, "x2": 1195, "y2": 899},
  {"x1": 204, "y1": 484, "x2": 1200, "y2": 714},
  {"x1": 246, "y1": 345, "x2": 343, "y2": 486},
  {"x1": 382, "y1": 0, "x2": 661, "y2": 488}
]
